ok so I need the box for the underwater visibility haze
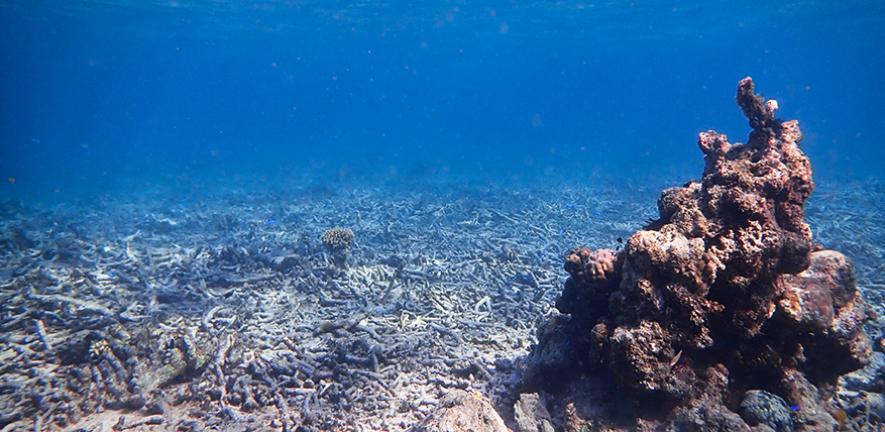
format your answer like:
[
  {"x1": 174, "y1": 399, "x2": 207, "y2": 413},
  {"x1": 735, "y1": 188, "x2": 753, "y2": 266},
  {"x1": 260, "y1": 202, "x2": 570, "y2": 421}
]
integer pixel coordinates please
[
  {"x1": 0, "y1": 1, "x2": 884, "y2": 431},
  {"x1": 2, "y1": 1, "x2": 885, "y2": 196}
]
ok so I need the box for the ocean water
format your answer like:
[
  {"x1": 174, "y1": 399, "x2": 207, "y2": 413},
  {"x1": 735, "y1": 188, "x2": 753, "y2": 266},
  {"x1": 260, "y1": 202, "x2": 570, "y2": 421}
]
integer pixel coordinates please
[
  {"x1": 1, "y1": 1, "x2": 884, "y2": 431},
  {"x1": 2, "y1": 1, "x2": 884, "y2": 200}
]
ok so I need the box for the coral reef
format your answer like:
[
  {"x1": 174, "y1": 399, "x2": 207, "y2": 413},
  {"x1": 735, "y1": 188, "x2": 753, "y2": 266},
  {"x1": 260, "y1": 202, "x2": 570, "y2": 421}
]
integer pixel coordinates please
[{"x1": 527, "y1": 78, "x2": 875, "y2": 430}]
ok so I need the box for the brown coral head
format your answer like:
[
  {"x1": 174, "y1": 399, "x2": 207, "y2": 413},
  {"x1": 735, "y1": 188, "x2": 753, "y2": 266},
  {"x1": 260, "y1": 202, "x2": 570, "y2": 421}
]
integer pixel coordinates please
[{"x1": 564, "y1": 247, "x2": 619, "y2": 283}]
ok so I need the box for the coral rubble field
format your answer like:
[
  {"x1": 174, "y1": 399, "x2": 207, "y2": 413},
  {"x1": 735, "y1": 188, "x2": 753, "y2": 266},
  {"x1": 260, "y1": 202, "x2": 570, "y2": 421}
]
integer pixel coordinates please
[
  {"x1": 0, "y1": 178, "x2": 657, "y2": 431},
  {"x1": 1, "y1": 176, "x2": 882, "y2": 431}
]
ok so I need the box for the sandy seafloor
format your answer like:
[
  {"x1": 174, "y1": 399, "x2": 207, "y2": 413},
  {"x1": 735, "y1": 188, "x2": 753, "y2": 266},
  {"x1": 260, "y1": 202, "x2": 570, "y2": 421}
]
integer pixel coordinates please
[{"x1": 1, "y1": 176, "x2": 883, "y2": 431}]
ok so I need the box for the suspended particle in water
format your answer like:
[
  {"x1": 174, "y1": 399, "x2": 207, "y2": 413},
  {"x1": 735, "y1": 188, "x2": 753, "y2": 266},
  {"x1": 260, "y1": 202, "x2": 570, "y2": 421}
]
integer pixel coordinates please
[{"x1": 531, "y1": 113, "x2": 543, "y2": 128}]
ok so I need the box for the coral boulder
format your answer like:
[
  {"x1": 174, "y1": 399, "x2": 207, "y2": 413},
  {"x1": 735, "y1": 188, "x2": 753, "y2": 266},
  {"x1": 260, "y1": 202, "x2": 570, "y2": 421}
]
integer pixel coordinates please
[{"x1": 528, "y1": 78, "x2": 873, "y2": 430}]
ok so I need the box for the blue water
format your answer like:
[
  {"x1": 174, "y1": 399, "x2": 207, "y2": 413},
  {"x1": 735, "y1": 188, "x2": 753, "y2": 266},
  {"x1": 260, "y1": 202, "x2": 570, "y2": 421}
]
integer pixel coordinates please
[{"x1": 1, "y1": 1, "x2": 884, "y2": 201}]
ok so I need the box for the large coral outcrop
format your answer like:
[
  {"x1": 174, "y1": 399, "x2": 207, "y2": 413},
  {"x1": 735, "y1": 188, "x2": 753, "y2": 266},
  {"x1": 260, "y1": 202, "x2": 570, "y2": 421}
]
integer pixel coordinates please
[{"x1": 528, "y1": 78, "x2": 874, "y2": 430}]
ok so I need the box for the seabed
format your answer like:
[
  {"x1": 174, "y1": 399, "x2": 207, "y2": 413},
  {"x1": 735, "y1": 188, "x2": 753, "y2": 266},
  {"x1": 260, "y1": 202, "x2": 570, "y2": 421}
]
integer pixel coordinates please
[{"x1": 0, "y1": 177, "x2": 882, "y2": 431}]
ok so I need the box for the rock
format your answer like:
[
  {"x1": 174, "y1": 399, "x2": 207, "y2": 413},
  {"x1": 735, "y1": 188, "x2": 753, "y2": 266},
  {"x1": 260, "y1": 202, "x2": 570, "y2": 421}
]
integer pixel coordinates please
[
  {"x1": 669, "y1": 400, "x2": 753, "y2": 432},
  {"x1": 739, "y1": 390, "x2": 794, "y2": 432},
  {"x1": 416, "y1": 390, "x2": 509, "y2": 432},
  {"x1": 777, "y1": 250, "x2": 872, "y2": 378},
  {"x1": 834, "y1": 351, "x2": 885, "y2": 427},
  {"x1": 838, "y1": 351, "x2": 884, "y2": 392},
  {"x1": 778, "y1": 369, "x2": 837, "y2": 431},
  {"x1": 513, "y1": 393, "x2": 555, "y2": 432}
]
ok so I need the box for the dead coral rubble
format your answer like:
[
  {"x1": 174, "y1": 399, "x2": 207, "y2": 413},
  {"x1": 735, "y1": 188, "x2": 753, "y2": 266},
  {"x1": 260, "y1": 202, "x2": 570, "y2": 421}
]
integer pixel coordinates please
[{"x1": 528, "y1": 78, "x2": 874, "y2": 430}]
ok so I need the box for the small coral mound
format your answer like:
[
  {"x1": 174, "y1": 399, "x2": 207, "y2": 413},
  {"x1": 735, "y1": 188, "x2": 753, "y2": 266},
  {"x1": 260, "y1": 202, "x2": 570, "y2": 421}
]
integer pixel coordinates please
[
  {"x1": 322, "y1": 227, "x2": 355, "y2": 251},
  {"x1": 322, "y1": 227, "x2": 355, "y2": 266},
  {"x1": 528, "y1": 78, "x2": 874, "y2": 430}
]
